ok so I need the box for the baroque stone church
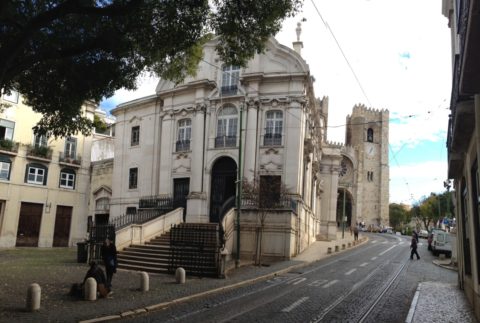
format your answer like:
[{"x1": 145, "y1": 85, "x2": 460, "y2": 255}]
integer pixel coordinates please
[{"x1": 107, "y1": 28, "x2": 389, "y2": 260}]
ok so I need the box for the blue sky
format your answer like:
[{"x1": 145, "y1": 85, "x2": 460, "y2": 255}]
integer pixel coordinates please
[{"x1": 100, "y1": 0, "x2": 451, "y2": 205}]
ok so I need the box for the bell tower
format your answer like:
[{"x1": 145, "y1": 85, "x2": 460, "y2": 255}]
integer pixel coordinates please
[{"x1": 346, "y1": 105, "x2": 389, "y2": 227}]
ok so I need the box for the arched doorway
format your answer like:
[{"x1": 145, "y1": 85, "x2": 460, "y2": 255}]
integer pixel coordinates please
[
  {"x1": 336, "y1": 188, "x2": 353, "y2": 228},
  {"x1": 210, "y1": 156, "x2": 237, "y2": 223}
]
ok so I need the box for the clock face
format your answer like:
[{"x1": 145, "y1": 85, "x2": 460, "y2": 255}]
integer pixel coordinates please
[{"x1": 367, "y1": 145, "x2": 376, "y2": 158}]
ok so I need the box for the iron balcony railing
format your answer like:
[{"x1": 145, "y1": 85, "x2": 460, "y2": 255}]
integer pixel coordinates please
[
  {"x1": 26, "y1": 144, "x2": 52, "y2": 160},
  {"x1": 263, "y1": 133, "x2": 282, "y2": 146},
  {"x1": 215, "y1": 135, "x2": 237, "y2": 148},
  {"x1": 241, "y1": 196, "x2": 298, "y2": 214},
  {"x1": 176, "y1": 140, "x2": 191, "y2": 152},
  {"x1": 221, "y1": 85, "x2": 238, "y2": 96},
  {"x1": 139, "y1": 195, "x2": 174, "y2": 209},
  {"x1": 0, "y1": 139, "x2": 19, "y2": 153},
  {"x1": 59, "y1": 151, "x2": 81, "y2": 165}
]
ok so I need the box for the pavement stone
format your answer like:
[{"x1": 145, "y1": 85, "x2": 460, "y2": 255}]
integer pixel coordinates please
[{"x1": 0, "y1": 232, "x2": 477, "y2": 323}]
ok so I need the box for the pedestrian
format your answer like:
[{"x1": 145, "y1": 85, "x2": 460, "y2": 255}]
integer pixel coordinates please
[
  {"x1": 410, "y1": 234, "x2": 420, "y2": 260},
  {"x1": 101, "y1": 238, "x2": 117, "y2": 290},
  {"x1": 83, "y1": 261, "x2": 110, "y2": 298},
  {"x1": 353, "y1": 226, "x2": 359, "y2": 241},
  {"x1": 413, "y1": 230, "x2": 419, "y2": 243}
]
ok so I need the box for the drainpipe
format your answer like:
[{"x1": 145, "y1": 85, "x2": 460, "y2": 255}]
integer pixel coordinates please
[{"x1": 235, "y1": 102, "x2": 244, "y2": 268}]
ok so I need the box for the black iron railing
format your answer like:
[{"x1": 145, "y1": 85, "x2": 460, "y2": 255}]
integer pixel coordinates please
[
  {"x1": 87, "y1": 224, "x2": 116, "y2": 262},
  {"x1": 176, "y1": 140, "x2": 191, "y2": 152},
  {"x1": 215, "y1": 135, "x2": 237, "y2": 148},
  {"x1": 241, "y1": 196, "x2": 298, "y2": 214},
  {"x1": 263, "y1": 133, "x2": 282, "y2": 146},
  {"x1": 110, "y1": 208, "x2": 173, "y2": 230},
  {"x1": 169, "y1": 223, "x2": 221, "y2": 277},
  {"x1": 139, "y1": 195, "x2": 174, "y2": 209}
]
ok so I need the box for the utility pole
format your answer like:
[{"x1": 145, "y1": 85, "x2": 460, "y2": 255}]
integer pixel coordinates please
[{"x1": 235, "y1": 103, "x2": 244, "y2": 268}]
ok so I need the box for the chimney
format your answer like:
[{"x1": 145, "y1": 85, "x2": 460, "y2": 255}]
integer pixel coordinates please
[{"x1": 293, "y1": 22, "x2": 303, "y2": 55}]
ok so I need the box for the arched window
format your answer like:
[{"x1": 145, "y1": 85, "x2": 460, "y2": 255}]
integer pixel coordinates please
[
  {"x1": 215, "y1": 106, "x2": 238, "y2": 147},
  {"x1": 367, "y1": 128, "x2": 374, "y2": 142},
  {"x1": 221, "y1": 65, "x2": 240, "y2": 95},
  {"x1": 264, "y1": 110, "x2": 283, "y2": 146},
  {"x1": 176, "y1": 119, "x2": 191, "y2": 152},
  {"x1": 95, "y1": 197, "x2": 110, "y2": 212}
]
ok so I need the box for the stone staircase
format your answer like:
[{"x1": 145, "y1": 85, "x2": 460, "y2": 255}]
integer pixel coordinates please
[{"x1": 117, "y1": 223, "x2": 221, "y2": 277}]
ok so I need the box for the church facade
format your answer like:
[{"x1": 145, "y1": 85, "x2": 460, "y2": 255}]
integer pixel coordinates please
[{"x1": 109, "y1": 34, "x2": 389, "y2": 259}]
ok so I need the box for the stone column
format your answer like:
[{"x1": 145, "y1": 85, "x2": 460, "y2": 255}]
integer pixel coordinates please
[
  {"x1": 158, "y1": 112, "x2": 174, "y2": 194},
  {"x1": 243, "y1": 100, "x2": 258, "y2": 180}
]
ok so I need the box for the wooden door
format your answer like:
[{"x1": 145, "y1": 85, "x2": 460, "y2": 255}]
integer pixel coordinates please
[
  {"x1": 53, "y1": 205, "x2": 72, "y2": 247},
  {"x1": 16, "y1": 202, "x2": 43, "y2": 247}
]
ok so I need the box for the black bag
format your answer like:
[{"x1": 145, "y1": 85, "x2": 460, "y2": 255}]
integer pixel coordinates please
[{"x1": 69, "y1": 283, "x2": 84, "y2": 298}]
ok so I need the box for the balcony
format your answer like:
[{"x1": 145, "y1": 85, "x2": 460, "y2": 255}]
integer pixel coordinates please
[
  {"x1": 263, "y1": 133, "x2": 282, "y2": 146},
  {"x1": 59, "y1": 151, "x2": 82, "y2": 167},
  {"x1": 215, "y1": 135, "x2": 237, "y2": 148},
  {"x1": 26, "y1": 145, "x2": 52, "y2": 161},
  {"x1": 176, "y1": 140, "x2": 191, "y2": 152},
  {"x1": 0, "y1": 139, "x2": 19, "y2": 155}
]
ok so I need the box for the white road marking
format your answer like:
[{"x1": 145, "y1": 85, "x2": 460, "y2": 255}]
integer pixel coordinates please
[
  {"x1": 287, "y1": 277, "x2": 307, "y2": 285},
  {"x1": 371, "y1": 256, "x2": 378, "y2": 260},
  {"x1": 282, "y1": 297, "x2": 309, "y2": 312},
  {"x1": 359, "y1": 262, "x2": 369, "y2": 267},
  {"x1": 379, "y1": 245, "x2": 396, "y2": 255},
  {"x1": 371, "y1": 240, "x2": 378, "y2": 243},
  {"x1": 308, "y1": 279, "x2": 328, "y2": 287},
  {"x1": 398, "y1": 241, "x2": 405, "y2": 245},
  {"x1": 382, "y1": 241, "x2": 388, "y2": 244},
  {"x1": 322, "y1": 280, "x2": 339, "y2": 288},
  {"x1": 345, "y1": 268, "x2": 357, "y2": 275}
]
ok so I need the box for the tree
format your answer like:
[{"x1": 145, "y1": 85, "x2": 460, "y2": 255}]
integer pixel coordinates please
[
  {"x1": 0, "y1": 0, "x2": 302, "y2": 137},
  {"x1": 414, "y1": 191, "x2": 453, "y2": 230},
  {"x1": 389, "y1": 203, "x2": 408, "y2": 230},
  {"x1": 241, "y1": 176, "x2": 291, "y2": 266}
]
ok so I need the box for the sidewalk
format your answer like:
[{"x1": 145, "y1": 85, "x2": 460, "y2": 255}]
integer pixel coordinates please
[{"x1": 0, "y1": 231, "x2": 477, "y2": 323}]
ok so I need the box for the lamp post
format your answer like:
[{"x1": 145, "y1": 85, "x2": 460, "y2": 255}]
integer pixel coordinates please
[{"x1": 342, "y1": 188, "x2": 346, "y2": 239}]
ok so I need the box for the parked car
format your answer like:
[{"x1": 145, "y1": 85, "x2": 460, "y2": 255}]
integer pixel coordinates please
[
  {"x1": 418, "y1": 229, "x2": 429, "y2": 239},
  {"x1": 432, "y1": 231, "x2": 452, "y2": 257},
  {"x1": 428, "y1": 228, "x2": 445, "y2": 251}
]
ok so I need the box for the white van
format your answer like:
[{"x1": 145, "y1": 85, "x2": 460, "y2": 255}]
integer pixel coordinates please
[{"x1": 432, "y1": 231, "x2": 452, "y2": 257}]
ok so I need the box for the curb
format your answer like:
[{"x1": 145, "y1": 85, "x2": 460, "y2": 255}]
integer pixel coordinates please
[{"x1": 79, "y1": 236, "x2": 368, "y2": 322}]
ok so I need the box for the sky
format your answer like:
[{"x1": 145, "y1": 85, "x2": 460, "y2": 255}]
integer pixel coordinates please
[{"x1": 100, "y1": 0, "x2": 452, "y2": 206}]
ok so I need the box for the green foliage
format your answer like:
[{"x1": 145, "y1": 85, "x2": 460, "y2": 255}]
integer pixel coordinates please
[
  {"x1": 93, "y1": 114, "x2": 108, "y2": 133},
  {"x1": 27, "y1": 144, "x2": 52, "y2": 158},
  {"x1": 0, "y1": 139, "x2": 15, "y2": 151},
  {"x1": 413, "y1": 191, "x2": 453, "y2": 230},
  {"x1": 389, "y1": 203, "x2": 408, "y2": 229},
  {"x1": 0, "y1": 0, "x2": 302, "y2": 137}
]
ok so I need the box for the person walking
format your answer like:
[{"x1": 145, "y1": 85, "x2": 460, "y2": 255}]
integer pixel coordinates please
[
  {"x1": 101, "y1": 238, "x2": 117, "y2": 289},
  {"x1": 353, "y1": 226, "x2": 359, "y2": 241},
  {"x1": 410, "y1": 233, "x2": 420, "y2": 260}
]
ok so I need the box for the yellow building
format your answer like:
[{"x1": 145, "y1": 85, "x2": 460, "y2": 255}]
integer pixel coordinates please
[{"x1": 0, "y1": 90, "x2": 96, "y2": 247}]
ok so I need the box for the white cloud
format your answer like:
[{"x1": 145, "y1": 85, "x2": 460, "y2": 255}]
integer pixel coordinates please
[{"x1": 390, "y1": 160, "x2": 448, "y2": 204}]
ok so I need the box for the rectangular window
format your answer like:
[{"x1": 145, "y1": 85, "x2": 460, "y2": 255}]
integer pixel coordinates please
[
  {"x1": 126, "y1": 206, "x2": 137, "y2": 215},
  {"x1": 60, "y1": 172, "x2": 75, "y2": 189},
  {"x1": 3, "y1": 90, "x2": 18, "y2": 103},
  {"x1": 27, "y1": 166, "x2": 45, "y2": 185},
  {"x1": 0, "y1": 119, "x2": 15, "y2": 140},
  {"x1": 131, "y1": 126, "x2": 140, "y2": 146},
  {"x1": 0, "y1": 161, "x2": 10, "y2": 180},
  {"x1": 34, "y1": 134, "x2": 48, "y2": 148},
  {"x1": 64, "y1": 137, "x2": 77, "y2": 159},
  {"x1": 129, "y1": 167, "x2": 138, "y2": 189}
]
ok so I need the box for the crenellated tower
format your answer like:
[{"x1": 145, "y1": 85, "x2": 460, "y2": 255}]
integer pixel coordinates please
[{"x1": 346, "y1": 104, "x2": 389, "y2": 226}]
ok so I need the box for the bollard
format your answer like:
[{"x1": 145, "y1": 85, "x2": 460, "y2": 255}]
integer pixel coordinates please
[
  {"x1": 26, "y1": 283, "x2": 41, "y2": 311},
  {"x1": 342, "y1": 244, "x2": 346, "y2": 250},
  {"x1": 175, "y1": 267, "x2": 186, "y2": 284},
  {"x1": 327, "y1": 247, "x2": 332, "y2": 254},
  {"x1": 84, "y1": 277, "x2": 97, "y2": 301},
  {"x1": 335, "y1": 245, "x2": 339, "y2": 252},
  {"x1": 140, "y1": 271, "x2": 149, "y2": 292},
  {"x1": 348, "y1": 242, "x2": 351, "y2": 248}
]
